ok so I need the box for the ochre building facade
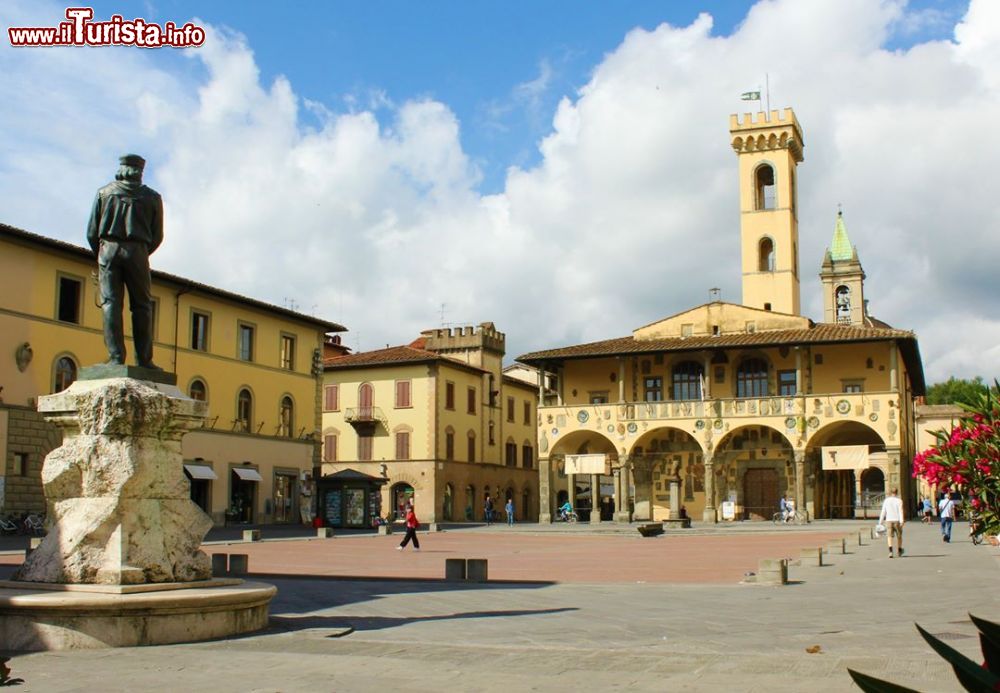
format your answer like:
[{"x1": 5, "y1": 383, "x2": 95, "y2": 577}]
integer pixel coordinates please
[
  {"x1": 0, "y1": 223, "x2": 344, "y2": 526},
  {"x1": 518, "y1": 108, "x2": 926, "y2": 524},
  {"x1": 321, "y1": 323, "x2": 538, "y2": 526}
]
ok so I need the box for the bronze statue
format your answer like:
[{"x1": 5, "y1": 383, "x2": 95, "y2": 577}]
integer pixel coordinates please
[{"x1": 86, "y1": 154, "x2": 163, "y2": 369}]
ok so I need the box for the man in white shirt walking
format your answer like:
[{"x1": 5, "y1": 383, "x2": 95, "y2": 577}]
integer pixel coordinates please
[
  {"x1": 878, "y1": 488, "x2": 905, "y2": 558},
  {"x1": 939, "y1": 492, "x2": 956, "y2": 543}
]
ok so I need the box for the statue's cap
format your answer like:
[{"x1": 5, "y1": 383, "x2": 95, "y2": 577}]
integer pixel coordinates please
[{"x1": 119, "y1": 154, "x2": 146, "y2": 169}]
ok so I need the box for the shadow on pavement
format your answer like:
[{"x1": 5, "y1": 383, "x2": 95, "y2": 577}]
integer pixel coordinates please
[{"x1": 270, "y1": 607, "x2": 577, "y2": 634}]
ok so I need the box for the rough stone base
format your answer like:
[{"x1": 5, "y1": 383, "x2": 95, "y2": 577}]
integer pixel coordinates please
[{"x1": 0, "y1": 581, "x2": 276, "y2": 650}]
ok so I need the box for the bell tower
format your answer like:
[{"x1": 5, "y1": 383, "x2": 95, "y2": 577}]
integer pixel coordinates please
[
  {"x1": 819, "y1": 210, "x2": 867, "y2": 325},
  {"x1": 730, "y1": 108, "x2": 804, "y2": 315}
]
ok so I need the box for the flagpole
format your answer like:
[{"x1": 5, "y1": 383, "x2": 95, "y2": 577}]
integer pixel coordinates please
[{"x1": 765, "y1": 73, "x2": 771, "y2": 113}]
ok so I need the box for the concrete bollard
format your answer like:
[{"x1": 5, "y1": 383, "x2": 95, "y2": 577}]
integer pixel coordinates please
[
  {"x1": 800, "y1": 547, "x2": 824, "y2": 566},
  {"x1": 445, "y1": 558, "x2": 467, "y2": 581},
  {"x1": 428, "y1": 523, "x2": 442, "y2": 533},
  {"x1": 757, "y1": 558, "x2": 788, "y2": 585},
  {"x1": 857, "y1": 530, "x2": 865, "y2": 546},
  {"x1": 211, "y1": 553, "x2": 229, "y2": 577},
  {"x1": 29, "y1": 537, "x2": 43, "y2": 549},
  {"x1": 826, "y1": 538, "x2": 846, "y2": 555},
  {"x1": 242, "y1": 529, "x2": 261, "y2": 542},
  {"x1": 467, "y1": 558, "x2": 489, "y2": 583},
  {"x1": 377, "y1": 524, "x2": 393, "y2": 536},
  {"x1": 317, "y1": 527, "x2": 334, "y2": 538},
  {"x1": 228, "y1": 553, "x2": 249, "y2": 576}
]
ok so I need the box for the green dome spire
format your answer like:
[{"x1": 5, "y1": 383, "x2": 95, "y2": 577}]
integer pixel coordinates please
[{"x1": 830, "y1": 210, "x2": 854, "y2": 262}]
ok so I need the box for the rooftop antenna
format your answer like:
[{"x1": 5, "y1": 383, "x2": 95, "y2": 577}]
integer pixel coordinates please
[{"x1": 439, "y1": 303, "x2": 447, "y2": 327}]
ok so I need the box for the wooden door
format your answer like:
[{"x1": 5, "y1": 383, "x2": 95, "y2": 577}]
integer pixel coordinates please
[{"x1": 743, "y1": 468, "x2": 779, "y2": 520}]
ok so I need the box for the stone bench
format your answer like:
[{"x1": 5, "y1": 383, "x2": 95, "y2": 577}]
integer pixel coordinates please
[
  {"x1": 637, "y1": 523, "x2": 664, "y2": 537},
  {"x1": 664, "y1": 517, "x2": 692, "y2": 529},
  {"x1": 443, "y1": 558, "x2": 489, "y2": 582},
  {"x1": 317, "y1": 527, "x2": 334, "y2": 538}
]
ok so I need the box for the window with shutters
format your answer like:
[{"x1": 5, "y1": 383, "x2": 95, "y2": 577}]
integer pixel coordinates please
[
  {"x1": 280, "y1": 334, "x2": 296, "y2": 370},
  {"x1": 323, "y1": 434, "x2": 337, "y2": 462},
  {"x1": 523, "y1": 401, "x2": 530, "y2": 425},
  {"x1": 395, "y1": 431, "x2": 410, "y2": 460},
  {"x1": 358, "y1": 432, "x2": 373, "y2": 461},
  {"x1": 445, "y1": 381, "x2": 455, "y2": 410},
  {"x1": 445, "y1": 428, "x2": 455, "y2": 461},
  {"x1": 522, "y1": 444, "x2": 533, "y2": 469},
  {"x1": 467, "y1": 387, "x2": 476, "y2": 414},
  {"x1": 505, "y1": 441, "x2": 517, "y2": 467},
  {"x1": 191, "y1": 311, "x2": 210, "y2": 351},
  {"x1": 395, "y1": 379, "x2": 411, "y2": 408},
  {"x1": 323, "y1": 385, "x2": 339, "y2": 411},
  {"x1": 467, "y1": 432, "x2": 476, "y2": 463},
  {"x1": 506, "y1": 396, "x2": 515, "y2": 422}
]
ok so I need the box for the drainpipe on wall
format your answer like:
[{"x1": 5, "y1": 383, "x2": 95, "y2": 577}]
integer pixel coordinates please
[{"x1": 172, "y1": 284, "x2": 193, "y2": 373}]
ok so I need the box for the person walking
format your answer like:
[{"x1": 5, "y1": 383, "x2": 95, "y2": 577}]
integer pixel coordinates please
[
  {"x1": 397, "y1": 502, "x2": 420, "y2": 551},
  {"x1": 484, "y1": 494, "x2": 494, "y2": 526},
  {"x1": 939, "y1": 491, "x2": 956, "y2": 543},
  {"x1": 505, "y1": 497, "x2": 515, "y2": 527},
  {"x1": 878, "y1": 488, "x2": 905, "y2": 558}
]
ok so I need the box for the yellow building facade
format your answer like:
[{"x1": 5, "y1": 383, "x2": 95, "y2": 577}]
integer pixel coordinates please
[
  {"x1": 320, "y1": 323, "x2": 538, "y2": 525},
  {"x1": 0, "y1": 223, "x2": 344, "y2": 526},
  {"x1": 518, "y1": 109, "x2": 926, "y2": 524}
]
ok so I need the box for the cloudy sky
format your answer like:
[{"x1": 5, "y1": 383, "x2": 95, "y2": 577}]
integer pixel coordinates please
[{"x1": 1, "y1": 0, "x2": 997, "y2": 385}]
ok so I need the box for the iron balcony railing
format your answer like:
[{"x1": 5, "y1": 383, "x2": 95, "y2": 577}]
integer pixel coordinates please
[{"x1": 344, "y1": 406, "x2": 385, "y2": 424}]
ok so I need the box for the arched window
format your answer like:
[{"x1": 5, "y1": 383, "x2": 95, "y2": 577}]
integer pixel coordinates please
[
  {"x1": 236, "y1": 388, "x2": 253, "y2": 432},
  {"x1": 467, "y1": 430, "x2": 477, "y2": 463},
  {"x1": 189, "y1": 378, "x2": 207, "y2": 402},
  {"x1": 279, "y1": 396, "x2": 294, "y2": 437},
  {"x1": 443, "y1": 483, "x2": 453, "y2": 521},
  {"x1": 672, "y1": 361, "x2": 703, "y2": 401},
  {"x1": 758, "y1": 237, "x2": 775, "y2": 272},
  {"x1": 53, "y1": 356, "x2": 77, "y2": 393},
  {"x1": 736, "y1": 358, "x2": 769, "y2": 398},
  {"x1": 465, "y1": 484, "x2": 475, "y2": 521},
  {"x1": 754, "y1": 164, "x2": 776, "y2": 210},
  {"x1": 835, "y1": 285, "x2": 852, "y2": 324}
]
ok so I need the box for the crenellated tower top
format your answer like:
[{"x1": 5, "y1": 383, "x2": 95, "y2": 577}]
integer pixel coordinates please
[{"x1": 730, "y1": 108, "x2": 804, "y2": 163}]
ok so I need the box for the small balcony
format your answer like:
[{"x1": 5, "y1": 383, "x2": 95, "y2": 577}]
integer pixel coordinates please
[{"x1": 344, "y1": 406, "x2": 385, "y2": 427}]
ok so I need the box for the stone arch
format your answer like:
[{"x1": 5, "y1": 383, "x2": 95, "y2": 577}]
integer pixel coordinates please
[
  {"x1": 549, "y1": 430, "x2": 618, "y2": 522},
  {"x1": 629, "y1": 426, "x2": 706, "y2": 521},
  {"x1": 805, "y1": 421, "x2": 886, "y2": 519},
  {"x1": 713, "y1": 424, "x2": 795, "y2": 520},
  {"x1": 187, "y1": 376, "x2": 209, "y2": 402},
  {"x1": 51, "y1": 351, "x2": 79, "y2": 393},
  {"x1": 754, "y1": 161, "x2": 777, "y2": 210}
]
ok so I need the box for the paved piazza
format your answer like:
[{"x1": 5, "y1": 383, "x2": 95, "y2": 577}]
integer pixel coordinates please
[{"x1": 2, "y1": 521, "x2": 998, "y2": 691}]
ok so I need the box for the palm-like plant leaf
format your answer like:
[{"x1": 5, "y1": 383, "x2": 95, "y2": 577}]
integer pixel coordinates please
[
  {"x1": 846, "y1": 669, "x2": 921, "y2": 692},
  {"x1": 916, "y1": 623, "x2": 1000, "y2": 692}
]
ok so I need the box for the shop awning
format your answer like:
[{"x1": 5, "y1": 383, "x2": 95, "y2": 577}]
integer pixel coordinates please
[
  {"x1": 232, "y1": 467, "x2": 263, "y2": 482},
  {"x1": 183, "y1": 464, "x2": 218, "y2": 480}
]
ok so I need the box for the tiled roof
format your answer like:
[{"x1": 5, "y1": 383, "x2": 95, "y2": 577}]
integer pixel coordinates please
[
  {"x1": 324, "y1": 345, "x2": 487, "y2": 374},
  {"x1": 517, "y1": 323, "x2": 915, "y2": 361},
  {"x1": 1, "y1": 222, "x2": 346, "y2": 332}
]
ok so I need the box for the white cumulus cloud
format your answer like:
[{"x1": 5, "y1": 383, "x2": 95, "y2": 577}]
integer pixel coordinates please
[{"x1": 0, "y1": 0, "x2": 997, "y2": 384}]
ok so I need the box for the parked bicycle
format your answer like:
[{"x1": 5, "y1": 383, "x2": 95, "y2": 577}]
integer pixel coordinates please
[
  {"x1": 0, "y1": 515, "x2": 19, "y2": 535},
  {"x1": 23, "y1": 513, "x2": 46, "y2": 536}
]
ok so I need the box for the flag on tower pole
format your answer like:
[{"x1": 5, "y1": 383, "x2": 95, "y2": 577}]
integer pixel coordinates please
[{"x1": 741, "y1": 91, "x2": 760, "y2": 101}]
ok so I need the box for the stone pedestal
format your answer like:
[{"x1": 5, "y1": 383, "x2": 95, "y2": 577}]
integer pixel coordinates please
[
  {"x1": 1, "y1": 376, "x2": 275, "y2": 650},
  {"x1": 14, "y1": 378, "x2": 211, "y2": 585}
]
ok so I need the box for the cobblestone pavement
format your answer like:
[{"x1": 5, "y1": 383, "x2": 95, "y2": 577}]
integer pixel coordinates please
[{"x1": 2, "y1": 520, "x2": 997, "y2": 692}]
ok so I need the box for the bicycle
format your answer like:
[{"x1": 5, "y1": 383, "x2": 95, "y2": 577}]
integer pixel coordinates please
[
  {"x1": 22, "y1": 513, "x2": 45, "y2": 536},
  {"x1": 557, "y1": 509, "x2": 579, "y2": 523},
  {"x1": 970, "y1": 515, "x2": 984, "y2": 546},
  {"x1": 772, "y1": 509, "x2": 808, "y2": 525},
  {"x1": 0, "y1": 515, "x2": 18, "y2": 535}
]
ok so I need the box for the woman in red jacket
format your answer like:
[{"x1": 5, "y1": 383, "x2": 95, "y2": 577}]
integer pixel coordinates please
[{"x1": 397, "y1": 502, "x2": 420, "y2": 551}]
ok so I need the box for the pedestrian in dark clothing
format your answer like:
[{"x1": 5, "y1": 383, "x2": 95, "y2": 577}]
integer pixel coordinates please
[
  {"x1": 484, "y1": 495, "x2": 494, "y2": 525},
  {"x1": 397, "y1": 504, "x2": 420, "y2": 550}
]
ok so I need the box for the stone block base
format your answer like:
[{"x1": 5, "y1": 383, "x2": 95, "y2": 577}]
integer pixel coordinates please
[
  {"x1": 445, "y1": 558, "x2": 466, "y2": 581},
  {"x1": 757, "y1": 558, "x2": 788, "y2": 585},
  {"x1": 0, "y1": 581, "x2": 275, "y2": 650},
  {"x1": 467, "y1": 559, "x2": 488, "y2": 582}
]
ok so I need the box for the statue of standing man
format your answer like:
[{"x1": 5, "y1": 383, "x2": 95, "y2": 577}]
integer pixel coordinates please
[{"x1": 87, "y1": 154, "x2": 163, "y2": 370}]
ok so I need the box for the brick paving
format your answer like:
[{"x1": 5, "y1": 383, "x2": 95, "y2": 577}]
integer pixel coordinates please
[{"x1": 204, "y1": 528, "x2": 853, "y2": 583}]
